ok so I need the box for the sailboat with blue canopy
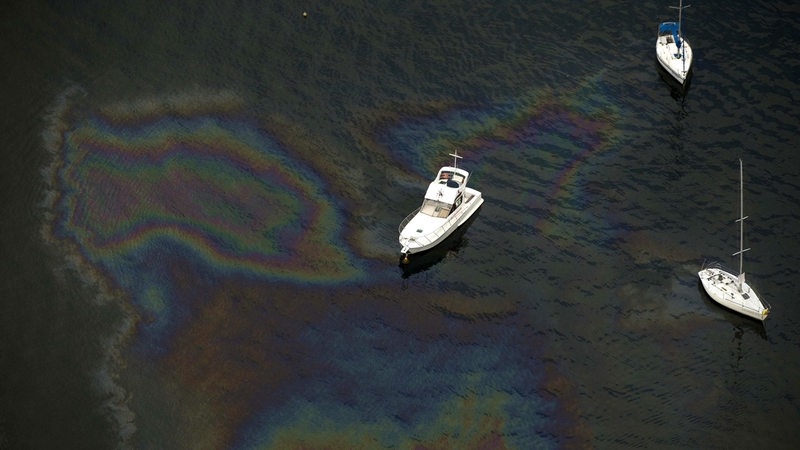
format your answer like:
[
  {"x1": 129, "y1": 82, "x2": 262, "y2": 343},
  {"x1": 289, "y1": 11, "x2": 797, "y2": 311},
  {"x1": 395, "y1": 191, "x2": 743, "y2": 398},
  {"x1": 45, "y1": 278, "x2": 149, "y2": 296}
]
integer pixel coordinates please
[
  {"x1": 658, "y1": 22, "x2": 682, "y2": 50},
  {"x1": 656, "y1": 1, "x2": 693, "y2": 84}
]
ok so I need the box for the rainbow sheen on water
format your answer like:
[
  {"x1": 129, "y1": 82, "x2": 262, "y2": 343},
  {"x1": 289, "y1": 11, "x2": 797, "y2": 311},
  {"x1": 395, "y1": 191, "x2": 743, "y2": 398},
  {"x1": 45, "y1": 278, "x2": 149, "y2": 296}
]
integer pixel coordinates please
[
  {"x1": 55, "y1": 107, "x2": 361, "y2": 277},
  {"x1": 45, "y1": 92, "x2": 371, "y2": 353},
  {"x1": 42, "y1": 82, "x2": 622, "y2": 447}
]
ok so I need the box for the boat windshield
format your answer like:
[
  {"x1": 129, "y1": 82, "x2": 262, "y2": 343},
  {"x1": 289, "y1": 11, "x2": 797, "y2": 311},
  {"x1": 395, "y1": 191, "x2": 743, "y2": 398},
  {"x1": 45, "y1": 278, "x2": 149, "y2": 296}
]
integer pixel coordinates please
[
  {"x1": 438, "y1": 171, "x2": 466, "y2": 186},
  {"x1": 420, "y1": 198, "x2": 451, "y2": 218}
]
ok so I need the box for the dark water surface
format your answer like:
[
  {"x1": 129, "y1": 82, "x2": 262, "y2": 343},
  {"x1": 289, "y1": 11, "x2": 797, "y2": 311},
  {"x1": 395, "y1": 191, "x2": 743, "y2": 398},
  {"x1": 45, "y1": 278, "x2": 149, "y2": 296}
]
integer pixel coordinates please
[{"x1": 2, "y1": 0, "x2": 799, "y2": 448}]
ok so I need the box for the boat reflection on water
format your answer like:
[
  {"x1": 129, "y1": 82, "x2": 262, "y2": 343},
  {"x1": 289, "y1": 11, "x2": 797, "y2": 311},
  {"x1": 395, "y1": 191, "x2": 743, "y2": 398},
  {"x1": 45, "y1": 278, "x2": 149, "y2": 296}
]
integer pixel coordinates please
[
  {"x1": 398, "y1": 207, "x2": 482, "y2": 279},
  {"x1": 655, "y1": 58, "x2": 692, "y2": 100}
]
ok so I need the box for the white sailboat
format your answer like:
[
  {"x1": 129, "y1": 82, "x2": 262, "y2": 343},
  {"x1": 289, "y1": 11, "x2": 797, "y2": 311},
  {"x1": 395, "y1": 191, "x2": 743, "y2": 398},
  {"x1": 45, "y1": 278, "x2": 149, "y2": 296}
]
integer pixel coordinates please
[
  {"x1": 398, "y1": 150, "x2": 483, "y2": 263},
  {"x1": 698, "y1": 160, "x2": 770, "y2": 321},
  {"x1": 656, "y1": 0, "x2": 693, "y2": 84}
]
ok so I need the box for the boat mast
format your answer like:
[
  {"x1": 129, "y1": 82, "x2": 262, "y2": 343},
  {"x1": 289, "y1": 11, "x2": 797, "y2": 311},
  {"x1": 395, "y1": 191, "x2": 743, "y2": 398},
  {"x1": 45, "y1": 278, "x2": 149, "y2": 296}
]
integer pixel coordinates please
[
  {"x1": 732, "y1": 159, "x2": 750, "y2": 291},
  {"x1": 449, "y1": 149, "x2": 462, "y2": 170},
  {"x1": 671, "y1": 0, "x2": 690, "y2": 74}
]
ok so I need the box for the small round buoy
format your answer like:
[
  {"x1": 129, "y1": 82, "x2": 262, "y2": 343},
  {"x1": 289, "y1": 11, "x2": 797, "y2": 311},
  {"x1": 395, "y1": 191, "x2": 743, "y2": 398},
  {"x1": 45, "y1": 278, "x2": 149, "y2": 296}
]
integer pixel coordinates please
[{"x1": 302, "y1": 11, "x2": 308, "y2": 18}]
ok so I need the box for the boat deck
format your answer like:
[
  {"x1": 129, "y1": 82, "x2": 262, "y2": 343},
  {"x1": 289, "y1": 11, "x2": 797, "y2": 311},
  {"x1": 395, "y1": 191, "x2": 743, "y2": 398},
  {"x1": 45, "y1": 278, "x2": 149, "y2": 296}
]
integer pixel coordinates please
[
  {"x1": 699, "y1": 266, "x2": 769, "y2": 320},
  {"x1": 399, "y1": 189, "x2": 482, "y2": 254}
]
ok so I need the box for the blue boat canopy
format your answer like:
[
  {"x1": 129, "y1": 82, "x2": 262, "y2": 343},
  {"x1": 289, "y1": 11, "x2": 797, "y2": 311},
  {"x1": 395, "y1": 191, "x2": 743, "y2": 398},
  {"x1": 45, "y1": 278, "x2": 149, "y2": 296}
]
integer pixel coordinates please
[{"x1": 659, "y1": 22, "x2": 682, "y2": 49}]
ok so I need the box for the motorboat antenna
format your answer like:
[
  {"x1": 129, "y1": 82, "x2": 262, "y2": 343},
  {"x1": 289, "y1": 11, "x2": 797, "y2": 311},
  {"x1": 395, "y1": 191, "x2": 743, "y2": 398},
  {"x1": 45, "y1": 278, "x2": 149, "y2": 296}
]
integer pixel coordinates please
[{"x1": 448, "y1": 149, "x2": 462, "y2": 170}]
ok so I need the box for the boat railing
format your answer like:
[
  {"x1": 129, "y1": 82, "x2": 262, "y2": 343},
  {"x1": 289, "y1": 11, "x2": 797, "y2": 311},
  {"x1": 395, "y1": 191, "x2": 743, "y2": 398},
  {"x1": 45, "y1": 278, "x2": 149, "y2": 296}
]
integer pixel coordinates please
[
  {"x1": 701, "y1": 260, "x2": 735, "y2": 274},
  {"x1": 398, "y1": 206, "x2": 421, "y2": 234},
  {"x1": 412, "y1": 211, "x2": 464, "y2": 246},
  {"x1": 399, "y1": 196, "x2": 477, "y2": 247}
]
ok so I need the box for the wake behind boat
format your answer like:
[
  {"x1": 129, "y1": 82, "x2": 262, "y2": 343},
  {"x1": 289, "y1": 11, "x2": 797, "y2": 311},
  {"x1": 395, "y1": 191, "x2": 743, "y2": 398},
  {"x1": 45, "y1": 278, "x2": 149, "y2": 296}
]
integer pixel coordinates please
[
  {"x1": 398, "y1": 150, "x2": 483, "y2": 263},
  {"x1": 656, "y1": 0, "x2": 693, "y2": 84},
  {"x1": 698, "y1": 159, "x2": 770, "y2": 321}
]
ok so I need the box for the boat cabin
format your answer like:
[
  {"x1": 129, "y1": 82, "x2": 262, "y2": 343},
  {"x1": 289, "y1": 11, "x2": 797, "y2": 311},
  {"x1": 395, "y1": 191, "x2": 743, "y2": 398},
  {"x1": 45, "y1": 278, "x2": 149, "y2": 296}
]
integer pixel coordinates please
[
  {"x1": 437, "y1": 169, "x2": 466, "y2": 187},
  {"x1": 658, "y1": 22, "x2": 682, "y2": 49},
  {"x1": 420, "y1": 167, "x2": 469, "y2": 218}
]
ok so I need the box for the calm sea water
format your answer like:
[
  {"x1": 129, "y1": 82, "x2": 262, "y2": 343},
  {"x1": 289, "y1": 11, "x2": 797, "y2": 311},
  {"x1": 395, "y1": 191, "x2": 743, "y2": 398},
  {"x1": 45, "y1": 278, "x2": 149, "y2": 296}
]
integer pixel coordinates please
[{"x1": 2, "y1": 0, "x2": 799, "y2": 448}]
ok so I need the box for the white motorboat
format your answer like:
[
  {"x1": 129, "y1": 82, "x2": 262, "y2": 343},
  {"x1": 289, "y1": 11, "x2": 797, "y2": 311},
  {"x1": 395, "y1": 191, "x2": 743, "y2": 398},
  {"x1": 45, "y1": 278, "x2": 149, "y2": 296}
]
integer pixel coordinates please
[
  {"x1": 398, "y1": 150, "x2": 483, "y2": 263},
  {"x1": 698, "y1": 160, "x2": 770, "y2": 321},
  {"x1": 656, "y1": 0, "x2": 693, "y2": 84}
]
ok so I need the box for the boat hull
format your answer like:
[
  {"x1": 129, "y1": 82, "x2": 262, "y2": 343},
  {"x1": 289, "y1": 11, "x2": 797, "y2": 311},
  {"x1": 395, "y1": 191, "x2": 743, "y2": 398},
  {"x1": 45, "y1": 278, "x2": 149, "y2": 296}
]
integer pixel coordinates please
[
  {"x1": 698, "y1": 266, "x2": 769, "y2": 321},
  {"x1": 399, "y1": 188, "x2": 483, "y2": 256},
  {"x1": 399, "y1": 208, "x2": 481, "y2": 276},
  {"x1": 656, "y1": 35, "x2": 692, "y2": 84}
]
